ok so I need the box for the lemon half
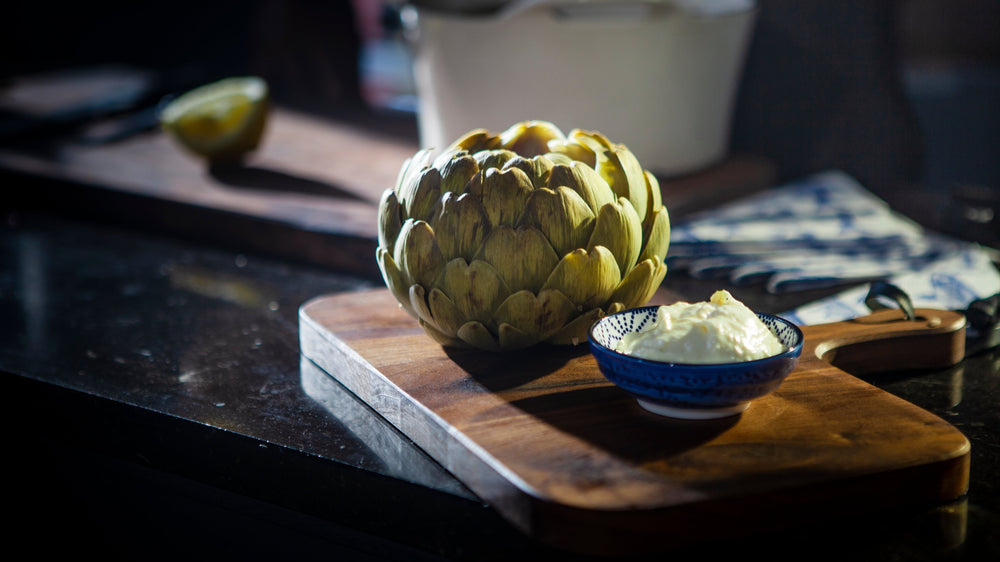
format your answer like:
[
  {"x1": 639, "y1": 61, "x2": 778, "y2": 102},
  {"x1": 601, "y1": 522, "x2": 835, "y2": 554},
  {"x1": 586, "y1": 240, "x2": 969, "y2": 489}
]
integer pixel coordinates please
[{"x1": 160, "y1": 76, "x2": 269, "y2": 164}]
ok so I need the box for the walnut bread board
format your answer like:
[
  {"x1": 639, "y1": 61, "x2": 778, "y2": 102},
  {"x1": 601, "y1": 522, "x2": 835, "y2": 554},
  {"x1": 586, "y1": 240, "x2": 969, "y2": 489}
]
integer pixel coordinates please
[{"x1": 298, "y1": 288, "x2": 970, "y2": 555}]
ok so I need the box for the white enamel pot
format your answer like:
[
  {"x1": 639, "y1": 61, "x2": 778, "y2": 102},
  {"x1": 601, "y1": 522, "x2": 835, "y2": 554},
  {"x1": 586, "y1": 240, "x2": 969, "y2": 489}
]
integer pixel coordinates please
[{"x1": 406, "y1": 0, "x2": 757, "y2": 176}]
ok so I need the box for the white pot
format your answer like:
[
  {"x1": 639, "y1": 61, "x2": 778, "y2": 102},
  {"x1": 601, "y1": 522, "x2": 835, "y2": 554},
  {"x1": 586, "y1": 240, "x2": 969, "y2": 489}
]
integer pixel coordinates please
[{"x1": 408, "y1": 0, "x2": 757, "y2": 176}]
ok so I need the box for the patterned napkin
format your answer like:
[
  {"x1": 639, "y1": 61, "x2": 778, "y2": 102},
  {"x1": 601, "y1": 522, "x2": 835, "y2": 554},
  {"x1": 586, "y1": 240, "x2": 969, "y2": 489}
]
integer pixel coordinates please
[
  {"x1": 667, "y1": 170, "x2": 1000, "y2": 324},
  {"x1": 781, "y1": 246, "x2": 1000, "y2": 325}
]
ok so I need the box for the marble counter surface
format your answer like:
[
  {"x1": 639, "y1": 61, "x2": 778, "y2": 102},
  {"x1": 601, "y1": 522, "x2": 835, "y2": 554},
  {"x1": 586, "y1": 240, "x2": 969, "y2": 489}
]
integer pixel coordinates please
[{"x1": 3, "y1": 210, "x2": 999, "y2": 561}]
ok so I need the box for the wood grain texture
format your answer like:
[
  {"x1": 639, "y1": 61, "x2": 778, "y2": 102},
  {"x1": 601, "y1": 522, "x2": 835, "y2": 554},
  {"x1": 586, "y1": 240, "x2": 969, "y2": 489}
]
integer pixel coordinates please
[
  {"x1": 299, "y1": 288, "x2": 970, "y2": 554},
  {"x1": 1, "y1": 108, "x2": 411, "y2": 276},
  {"x1": 0, "y1": 101, "x2": 773, "y2": 276}
]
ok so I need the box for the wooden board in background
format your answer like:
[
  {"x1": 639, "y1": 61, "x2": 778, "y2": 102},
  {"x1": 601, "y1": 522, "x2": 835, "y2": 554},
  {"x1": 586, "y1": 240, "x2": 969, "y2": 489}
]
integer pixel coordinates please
[{"x1": 0, "y1": 104, "x2": 774, "y2": 276}]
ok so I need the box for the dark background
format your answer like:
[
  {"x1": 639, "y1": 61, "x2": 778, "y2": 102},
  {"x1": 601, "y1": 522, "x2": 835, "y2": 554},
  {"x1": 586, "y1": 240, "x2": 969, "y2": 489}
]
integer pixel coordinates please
[{"x1": 4, "y1": 0, "x2": 999, "y2": 230}]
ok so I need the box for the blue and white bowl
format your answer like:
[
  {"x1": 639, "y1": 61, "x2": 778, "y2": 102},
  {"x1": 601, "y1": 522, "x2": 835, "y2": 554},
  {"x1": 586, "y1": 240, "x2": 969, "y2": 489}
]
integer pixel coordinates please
[{"x1": 588, "y1": 306, "x2": 804, "y2": 419}]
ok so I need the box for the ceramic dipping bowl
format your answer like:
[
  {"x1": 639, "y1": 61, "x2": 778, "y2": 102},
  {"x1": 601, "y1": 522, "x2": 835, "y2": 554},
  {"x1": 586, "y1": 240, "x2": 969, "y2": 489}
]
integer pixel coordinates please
[{"x1": 588, "y1": 306, "x2": 804, "y2": 420}]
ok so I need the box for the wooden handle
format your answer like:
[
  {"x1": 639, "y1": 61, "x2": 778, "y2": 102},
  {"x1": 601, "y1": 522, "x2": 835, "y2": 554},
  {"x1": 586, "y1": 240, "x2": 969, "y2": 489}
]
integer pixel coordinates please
[{"x1": 800, "y1": 308, "x2": 967, "y2": 375}]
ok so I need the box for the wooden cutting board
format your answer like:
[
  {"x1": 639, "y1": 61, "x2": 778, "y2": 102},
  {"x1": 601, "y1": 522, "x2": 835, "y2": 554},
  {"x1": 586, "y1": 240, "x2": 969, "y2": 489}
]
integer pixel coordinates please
[
  {"x1": 0, "y1": 83, "x2": 774, "y2": 277},
  {"x1": 298, "y1": 288, "x2": 970, "y2": 555}
]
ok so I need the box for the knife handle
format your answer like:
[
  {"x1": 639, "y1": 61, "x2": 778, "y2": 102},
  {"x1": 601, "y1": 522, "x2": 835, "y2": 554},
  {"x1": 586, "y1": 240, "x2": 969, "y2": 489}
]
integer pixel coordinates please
[{"x1": 800, "y1": 308, "x2": 967, "y2": 375}]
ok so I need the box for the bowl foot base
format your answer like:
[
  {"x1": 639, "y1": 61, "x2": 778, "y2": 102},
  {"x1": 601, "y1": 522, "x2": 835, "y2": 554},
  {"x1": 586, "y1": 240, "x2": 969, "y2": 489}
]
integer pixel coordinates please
[{"x1": 636, "y1": 399, "x2": 749, "y2": 420}]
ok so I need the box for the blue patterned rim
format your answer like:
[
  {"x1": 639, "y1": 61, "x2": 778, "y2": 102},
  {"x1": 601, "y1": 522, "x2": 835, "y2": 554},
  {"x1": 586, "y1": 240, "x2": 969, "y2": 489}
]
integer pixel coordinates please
[{"x1": 588, "y1": 306, "x2": 804, "y2": 419}]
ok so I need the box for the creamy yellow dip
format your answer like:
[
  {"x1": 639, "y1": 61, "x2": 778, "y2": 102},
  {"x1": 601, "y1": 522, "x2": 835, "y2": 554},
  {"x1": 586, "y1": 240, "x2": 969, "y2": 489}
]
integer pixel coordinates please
[{"x1": 615, "y1": 290, "x2": 785, "y2": 364}]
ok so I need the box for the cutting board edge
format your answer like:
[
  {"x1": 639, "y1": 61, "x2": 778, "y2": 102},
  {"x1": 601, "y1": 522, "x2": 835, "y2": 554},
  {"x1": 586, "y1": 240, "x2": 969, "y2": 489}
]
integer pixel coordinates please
[
  {"x1": 299, "y1": 305, "x2": 546, "y2": 535},
  {"x1": 298, "y1": 291, "x2": 975, "y2": 505},
  {"x1": 297, "y1": 290, "x2": 974, "y2": 554},
  {"x1": 300, "y1": 307, "x2": 973, "y2": 555},
  {"x1": 521, "y1": 455, "x2": 973, "y2": 556}
]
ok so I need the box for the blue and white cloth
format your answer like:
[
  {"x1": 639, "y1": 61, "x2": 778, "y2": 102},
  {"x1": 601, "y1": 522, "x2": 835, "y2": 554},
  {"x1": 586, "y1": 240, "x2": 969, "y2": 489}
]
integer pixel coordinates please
[{"x1": 667, "y1": 170, "x2": 1000, "y2": 325}]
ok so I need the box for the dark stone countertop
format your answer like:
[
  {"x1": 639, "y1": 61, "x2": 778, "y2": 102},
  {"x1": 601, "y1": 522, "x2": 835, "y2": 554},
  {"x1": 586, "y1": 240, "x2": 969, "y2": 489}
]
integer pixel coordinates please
[{"x1": 3, "y1": 210, "x2": 999, "y2": 561}]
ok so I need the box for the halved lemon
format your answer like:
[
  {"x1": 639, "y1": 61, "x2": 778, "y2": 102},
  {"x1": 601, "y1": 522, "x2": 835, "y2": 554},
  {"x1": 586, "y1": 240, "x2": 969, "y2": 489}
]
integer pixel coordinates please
[{"x1": 160, "y1": 76, "x2": 269, "y2": 164}]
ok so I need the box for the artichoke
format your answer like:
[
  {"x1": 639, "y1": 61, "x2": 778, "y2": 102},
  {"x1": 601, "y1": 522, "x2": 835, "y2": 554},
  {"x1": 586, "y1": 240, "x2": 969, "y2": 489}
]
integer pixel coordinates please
[{"x1": 376, "y1": 120, "x2": 670, "y2": 351}]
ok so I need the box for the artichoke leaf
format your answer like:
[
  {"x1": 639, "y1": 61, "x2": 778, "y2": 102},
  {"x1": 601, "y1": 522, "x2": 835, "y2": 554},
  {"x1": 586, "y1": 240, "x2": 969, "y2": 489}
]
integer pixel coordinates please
[
  {"x1": 543, "y1": 151, "x2": 574, "y2": 166},
  {"x1": 643, "y1": 170, "x2": 663, "y2": 226},
  {"x1": 493, "y1": 288, "x2": 577, "y2": 342},
  {"x1": 499, "y1": 120, "x2": 566, "y2": 158},
  {"x1": 519, "y1": 186, "x2": 595, "y2": 257},
  {"x1": 405, "y1": 167, "x2": 443, "y2": 222},
  {"x1": 394, "y1": 219, "x2": 446, "y2": 289},
  {"x1": 545, "y1": 307, "x2": 605, "y2": 346},
  {"x1": 597, "y1": 145, "x2": 648, "y2": 224},
  {"x1": 436, "y1": 258, "x2": 510, "y2": 327},
  {"x1": 616, "y1": 146, "x2": 649, "y2": 214},
  {"x1": 476, "y1": 225, "x2": 559, "y2": 294},
  {"x1": 377, "y1": 188, "x2": 402, "y2": 255},
  {"x1": 567, "y1": 130, "x2": 611, "y2": 157},
  {"x1": 569, "y1": 128, "x2": 614, "y2": 149},
  {"x1": 639, "y1": 205, "x2": 671, "y2": 263},
  {"x1": 587, "y1": 197, "x2": 642, "y2": 274},
  {"x1": 408, "y1": 284, "x2": 436, "y2": 330},
  {"x1": 427, "y1": 287, "x2": 466, "y2": 338},
  {"x1": 419, "y1": 317, "x2": 470, "y2": 349},
  {"x1": 547, "y1": 139, "x2": 595, "y2": 167},
  {"x1": 497, "y1": 323, "x2": 540, "y2": 350},
  {"x1": 448, "y1": 129, "x2": 501, "y2": 154},
  {"x1": 547, "y1": 161, "x2": 615, "y2": 215},
  {"x1": 473, "y1": 167, "x2": 534, "y2": 229},
  {"x1": 608, "y1": 256, "x2": 666, "y2": 310},
  {"x1": 474, "y1": 149, "x2": 518, "y2": 171},
  {"x1": 394, "y1": 148, "x2": 434, "y2": 203},
  {"x1": 432, "y1": 148, "x2": 464, "y2": 170},
  {"x1": 432, "y1": 192, "x2": 489, "y2": 262},
  {"x1": 542, "y1": 246, "x2": 621, "y2": 310},
  {"x1": 501, "y1": 155, "x2": 553, "y2": 189},
  {"x1": 500, "y1": 156, "x2": 537, "y2": 186},
  {"x1": 648, "y1": 258, "x2": 669, "y2": 299},
  {"x1": 457, "y1": 321, "x2": 501, "y2": 351},
  {"x1": 376, "y1": 247, "x2": 415, "y2": 318},
  {"x1": 529, "y1": 155, "x2": 556, "y2": 188},
  {"x1": 437, "y1": 152, "x2": 480, "y2": 196}
]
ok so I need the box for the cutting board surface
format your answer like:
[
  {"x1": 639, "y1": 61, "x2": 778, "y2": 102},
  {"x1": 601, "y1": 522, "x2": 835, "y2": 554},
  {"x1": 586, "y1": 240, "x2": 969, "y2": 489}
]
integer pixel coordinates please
[{"x1": 299, "y1": 289, "x2": 970, "y2": 554}]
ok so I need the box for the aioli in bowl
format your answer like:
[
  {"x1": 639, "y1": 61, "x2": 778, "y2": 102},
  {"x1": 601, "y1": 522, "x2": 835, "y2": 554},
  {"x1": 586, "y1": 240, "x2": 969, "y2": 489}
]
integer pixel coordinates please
[{"x1": 615, "y1": 290, "x2": 785, "y2": 364}]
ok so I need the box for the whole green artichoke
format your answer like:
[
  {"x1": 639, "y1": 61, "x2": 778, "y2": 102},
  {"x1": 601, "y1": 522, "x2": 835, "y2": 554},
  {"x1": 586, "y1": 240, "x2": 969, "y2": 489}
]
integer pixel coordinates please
[{"x1": 376, "y1": 121, "x2": 670, "y2": 351}]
